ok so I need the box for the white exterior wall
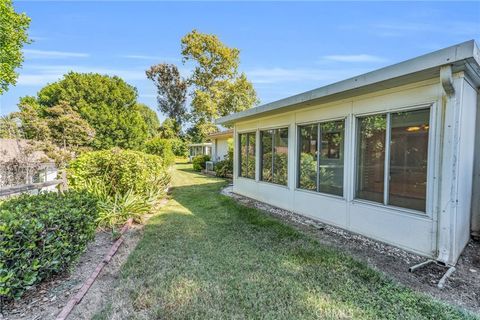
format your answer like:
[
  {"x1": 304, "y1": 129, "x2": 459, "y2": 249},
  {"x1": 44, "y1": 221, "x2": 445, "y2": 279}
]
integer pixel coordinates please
[
  {"x1": 212, "y1": 138, "x2": 230, "y2": 162},
  {"x1": 232, "y1": 76, "x2": 477, "y2": 264}
]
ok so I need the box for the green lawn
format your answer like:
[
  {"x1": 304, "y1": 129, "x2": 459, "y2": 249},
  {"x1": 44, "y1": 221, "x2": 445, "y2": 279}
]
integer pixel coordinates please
[{"x1": 94, "y1": 164, "x2": 477, "y2": 320}]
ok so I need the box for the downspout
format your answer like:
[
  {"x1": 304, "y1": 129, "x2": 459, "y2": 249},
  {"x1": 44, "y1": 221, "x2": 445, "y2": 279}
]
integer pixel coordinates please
[{"x1": 436, "y1": 64, "x2": 458, "y2": 265}]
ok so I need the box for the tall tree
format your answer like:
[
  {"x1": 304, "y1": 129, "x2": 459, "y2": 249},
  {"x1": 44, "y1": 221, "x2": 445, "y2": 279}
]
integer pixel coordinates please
[
  {"x1": 34, "y1": 72, "x2": 148, "y2": 149},
  {"x1": 146, "y1": 64, "x2": 188, "y2": 125},
  {"x1": 0, "y1": 0, "x2": 30, "y2": 94},
  {"x1": 181, "y1": 29, "x2": 258, "y2": 140},
  {"x1": 0, "y1": 114, "x2": 21, "y2": 139},
  {"x1": 135, "y1": 103, "x2": 160, "y2": 138},
  {"x1": 158, "y1": 118, "x2": 181, "y2": 140}
]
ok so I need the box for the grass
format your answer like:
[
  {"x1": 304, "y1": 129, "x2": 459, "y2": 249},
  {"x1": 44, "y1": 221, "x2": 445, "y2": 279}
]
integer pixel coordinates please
[{"x1": 94, "y1": 164, "x2": 478, "y2": 320}]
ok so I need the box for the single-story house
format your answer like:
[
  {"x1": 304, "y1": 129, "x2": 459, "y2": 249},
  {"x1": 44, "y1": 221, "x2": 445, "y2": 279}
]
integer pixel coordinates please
[
  {"x1": 217, "y1": 40, "x2": 480, "y2": 266},
  {"x1": 207, "y1": 129, "x2": 233, "y2": 162},
  {"x1": 188, "y1": 142, "x2": 212, "y2": 162},
  {"x1": 0, "y1": 139, "x2": 58, "y2": 191}
]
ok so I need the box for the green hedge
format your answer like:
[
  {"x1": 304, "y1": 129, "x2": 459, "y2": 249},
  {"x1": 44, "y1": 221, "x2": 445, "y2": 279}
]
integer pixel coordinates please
[
  {"x1": 0, "y1": 191, "x2": 98, "y2": 301},
  {"x1": 68, "y1": 148, "x2": 171, "y2": 197},
  {"x1": 192, "y1": 154, "x2": 210, "y2": 171},
  {"x1": 143, "y1": 138, "x2": 175, "y2": 167}
]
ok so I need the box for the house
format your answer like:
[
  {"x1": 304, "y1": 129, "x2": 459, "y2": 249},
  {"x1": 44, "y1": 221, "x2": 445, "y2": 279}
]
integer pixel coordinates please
[
  {"x1": 217, "y1": 40, "x2": 480, "y2": 266},
  {"x1": 207, "y1": 129, "x2": 233, "y2": 162},
  {"x1": 0, "y1": 139, "x2": 58, "y2": 190},
  {"x1": 188, "y1": 142, "x2": 212, "y2": 162}
]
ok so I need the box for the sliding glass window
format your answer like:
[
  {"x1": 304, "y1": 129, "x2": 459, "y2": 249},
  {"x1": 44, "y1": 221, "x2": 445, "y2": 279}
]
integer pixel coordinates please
[
  {"x1": 239, "y1": 132, "x2": 256, "y2": 179},
  {"x1": 298, "y1": 120, "x2": 345, "y2": 196},
  {"x1": 261, "y1": 128, "x2": 288, "y2": 186},
  {"x1": 356, "y1": 108, "x2": 430, "y2": 212}
]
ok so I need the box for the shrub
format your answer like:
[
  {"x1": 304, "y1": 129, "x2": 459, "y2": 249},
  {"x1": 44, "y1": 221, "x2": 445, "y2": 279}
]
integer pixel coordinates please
[
  {"x1": 143, "y1": 137, "x2": 175, "y2": 167},
  {"x1": 68, "y1": 148, "x2": 170, "y2": 198},
  {"x1": 215, "y1": 149, "x2": 233, "y2": 178},
  {"x1": 170, "y1": 138, "x2": 189, "y2": 158},
  {"x1": 0, "y1": 191, "x2": 98, "y2": 301},
  {"x1": 67, "y1": 148, "x2": 170, "y2": 227},
  {"x1": 192, "y1": 154, "x2": 210, "y2": 171}
]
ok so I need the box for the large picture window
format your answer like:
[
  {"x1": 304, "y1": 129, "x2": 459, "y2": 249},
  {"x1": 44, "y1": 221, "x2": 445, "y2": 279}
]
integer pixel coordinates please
[
  {"x1": 239, "y1": 132, "x2": 256, "y2": 179},
  {"x1": 298, "y1": 120, "x2": 344, "y2": 196},
  {"x1": 356, "y1": 108, "x2": 430, "y2": 212},
  {"x1": 261, "y1": 128, "x2": 288, "y2": 185}
]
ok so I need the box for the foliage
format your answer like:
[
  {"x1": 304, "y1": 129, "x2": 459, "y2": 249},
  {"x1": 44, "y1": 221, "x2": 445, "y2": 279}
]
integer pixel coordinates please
[
  {"x1": 134, "y1": 103, "x2": 160, "y2": 139},
  {"x1": 158, "y1": 118, "x2": 181, "y2": 139},
  {"x1": 215, "y1": 143, "x2": 233, "y2": 177},
  {"x1": 0, "y1": 114, "x2": 21, "y2": 139},
  {"x1": 0, "y1": 191, "x2": 98, "y2": 301},
  {"x1": 146, "y1": 64, "x2": 188, "y2": 125},
  {"x1": 192, "y1": 154, "x2": 210, "y2": 171},
  {"x1": 0, "y1": 0, "x2": 30, "y2": 94},
  {"x1": 186, "y1": 118, "x2": 218, "y2": 143},
  {"x1": 261, "y1": 152, "x2": 288, "y2": 185},
  {"x1": 68, "y1": 148, "x2": 170, "y2": 198},
  {"x1": 16, "y1": 97, "x2": 50, "y2": 141},
  {"x1": 143, "y1": 137, "x2": 175, "y2": 167},
  {"x1": 181, "y1": 30, "x2": 258, "y2": 140},
  {"x1": 170, "y1": 138, "x2": 189, "y2": 158},
  {"x1": 23, "y1": 72, "x2": 148, "y2": 150},
  {"x1": 93, "y1": 164, "x2": 475, "y2": 320}
]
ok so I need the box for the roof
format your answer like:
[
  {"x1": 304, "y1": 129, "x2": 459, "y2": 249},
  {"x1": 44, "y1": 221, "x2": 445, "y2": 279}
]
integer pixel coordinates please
[
  {"x1": 206, "y1": 129, "x2": 233, "y2": 140},
  {"x1": 217, "y1": 40, "x2": 480, "y2": 125},
  {"x1": 0, "y1": 139, "x2": 55, "y2": 164},
  {"x1": 188, "y1": 142, "x2": 213, "y2": 147}
]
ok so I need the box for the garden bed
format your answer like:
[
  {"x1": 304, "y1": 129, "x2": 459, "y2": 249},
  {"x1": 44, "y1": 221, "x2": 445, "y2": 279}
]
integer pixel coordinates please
[{"x1": 221, "y1": 185, "x2": 480, "y2": 314}]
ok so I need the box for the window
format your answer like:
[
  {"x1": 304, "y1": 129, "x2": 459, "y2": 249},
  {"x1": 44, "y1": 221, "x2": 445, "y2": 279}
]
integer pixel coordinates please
[
  {"x1": 298, "y1": 120, "x2": 345, "y2": 196},
  {"x1": 261, "y1": 128, "x2": 288, "y2": 185},
  {"x1": 356, "y1": 108, "x2": 430, "y2": 212},
  {"x1": 239, "y1": 132, "x2": 256, "y2": 179}
]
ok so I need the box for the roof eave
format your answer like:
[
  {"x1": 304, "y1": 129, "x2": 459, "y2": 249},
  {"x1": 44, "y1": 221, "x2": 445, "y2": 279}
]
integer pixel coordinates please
[{"x1": 217, "y1": 40, "x2": 480, "y2": 126}]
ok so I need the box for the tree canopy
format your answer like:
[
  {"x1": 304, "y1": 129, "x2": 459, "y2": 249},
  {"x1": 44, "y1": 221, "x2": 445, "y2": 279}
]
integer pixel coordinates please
[
  {"x1": 135, "y1": 103, "x2": 160, "y2": 138},
  {"x1": 28, "y1": 72, "x2": 149, "y2": 149},
  {"x1": 0, "y1": 0, "x2": 30, "y2": 94},
  {"x1": 146, "y1": 64, "x2": 188, "y2": 126}
]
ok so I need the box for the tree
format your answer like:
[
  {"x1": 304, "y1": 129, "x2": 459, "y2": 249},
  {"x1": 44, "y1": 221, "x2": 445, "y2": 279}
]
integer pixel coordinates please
[
  {"x1": 17, "y1": 96, "x2": 51, "y2": 141},
  {"x1": 135, "y1": 103, "x2": 160, "y2": 138},
  {"x1": 0, "y1": 114, "x2": 22, "y2": 139},
  {"x1": 0, "y1": 0, "x2": 30, "y2": 94},
  {"x1": 181, "y1": 30, "x2": 258, "y2": 135},
  {"x1": 158, "y1": 118, "x2": 181, "y2": 139},
  {"x1": 146, "y1": 64, "x2": 188, "y2": 125},
  {"x1": 44, "y1": 101, "x2": 95, "y2": 149},
  {"x1": 34, "y1": 72, "x2": 148, "y2": 149}
]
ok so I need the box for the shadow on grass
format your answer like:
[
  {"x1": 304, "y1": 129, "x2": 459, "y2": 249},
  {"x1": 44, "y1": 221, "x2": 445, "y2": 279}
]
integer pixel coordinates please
[{"x1": 98, "y1": 169, "x2": 478, "y2": 320}]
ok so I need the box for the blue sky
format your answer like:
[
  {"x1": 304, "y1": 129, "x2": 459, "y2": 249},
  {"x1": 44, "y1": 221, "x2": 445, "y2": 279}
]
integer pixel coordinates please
[{"x1": 1, "y1": 1, "x2": 479, "y2": 122}]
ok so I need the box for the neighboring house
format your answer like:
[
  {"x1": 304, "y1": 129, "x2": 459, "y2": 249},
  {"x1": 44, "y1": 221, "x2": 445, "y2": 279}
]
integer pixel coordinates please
[
  {"x1": 207, "y1": 129, "x2": 233, "y2": 162},
  {"x1": 218, "y1": 40, "x2": 480, "y2": 266},
  {"x1": 188, "y1": 142, "x2": 212, "y2": 162},
  {"x1": 0, "y1": 139, "x2": 58, "y2": 191}
]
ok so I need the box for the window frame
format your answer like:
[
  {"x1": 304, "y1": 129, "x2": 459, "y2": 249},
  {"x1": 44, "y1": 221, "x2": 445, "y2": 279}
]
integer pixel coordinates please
[
  {"x1": 353, "y1": 104, "x2": 435, "y2": 215},
  {"x1": 238, "y1": 131, "x2": 256, "y2": 180},
  {"x1": 296, "y1": 117, "x2": 347, "y2": 198},
  {"x1": 259, "y1": 126, "x2": 289, "y2": 186}
]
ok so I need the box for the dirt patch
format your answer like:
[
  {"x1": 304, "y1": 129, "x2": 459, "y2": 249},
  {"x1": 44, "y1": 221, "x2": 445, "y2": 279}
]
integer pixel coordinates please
[
  {"x1": 222, "y1": 186, "x2": 480, "y2": 314},
  {"x1": 2, "y1": 232, "x2": 114, "y2": 320}
]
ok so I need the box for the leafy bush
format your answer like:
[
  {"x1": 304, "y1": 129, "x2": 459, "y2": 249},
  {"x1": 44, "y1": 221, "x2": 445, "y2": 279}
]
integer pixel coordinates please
[
  {"x1": 68, "y1": 148, "x2": 170, "y2": 198},
  {"x1": 170, "y1": 138, "x2": 189, "y2": 158},
  {"x1": 0, "y1": 191, "x2": 98, "y2": 301},
  {"x1": 143, "y1": 137, "x2": 175, "y2": 167},
  {"x1": 215, "y1": 148, "x2": 233, "y2": 178},
  {"x1": 68, "y1": 148, "x2": 170, "y2": 227},
  {"x1": 192, "y1": 154, "x2": 210, "y2": 171}
]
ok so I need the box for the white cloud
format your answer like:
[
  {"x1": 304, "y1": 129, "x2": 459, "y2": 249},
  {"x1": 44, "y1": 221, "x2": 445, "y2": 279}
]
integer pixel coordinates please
[
  {"x1": 23, "y1": 49, "x2": 90, "y2": 59},
  {"x1": 321, "y1": 54, "x2": 386, "y2": 63}
]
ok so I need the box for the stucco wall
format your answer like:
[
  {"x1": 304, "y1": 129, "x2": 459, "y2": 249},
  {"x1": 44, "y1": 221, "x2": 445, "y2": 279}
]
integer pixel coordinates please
[{"x1": 232, "y1": 76, "x2": 477, "y2": 264}]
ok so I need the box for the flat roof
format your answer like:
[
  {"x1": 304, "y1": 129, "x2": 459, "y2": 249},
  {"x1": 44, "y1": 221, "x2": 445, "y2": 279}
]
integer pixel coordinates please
[
  {"x1": 188, "y1": 143, "x2": 213, "y2": 147},
  {"x1": 217, "y1": 40, "x2": 480, "y2": 125},
  {"x1": 206, "y1": 129, "x2": 233, "y2": 140}
]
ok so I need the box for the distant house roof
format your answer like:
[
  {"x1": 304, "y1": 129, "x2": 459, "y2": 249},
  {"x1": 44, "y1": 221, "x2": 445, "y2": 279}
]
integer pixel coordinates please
[
  {"x1": 217, "y1": 40, "x2": 480, "y2": 125},
  {"x1": 188, "y1": 142, "x2": 213, "y2": 147},
  {"x1": 0, "y1": 139, "x2": 54, "y2": 164},
  {"x1": 206, "y1": 129, "x2": 233, "y2": 140}
]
